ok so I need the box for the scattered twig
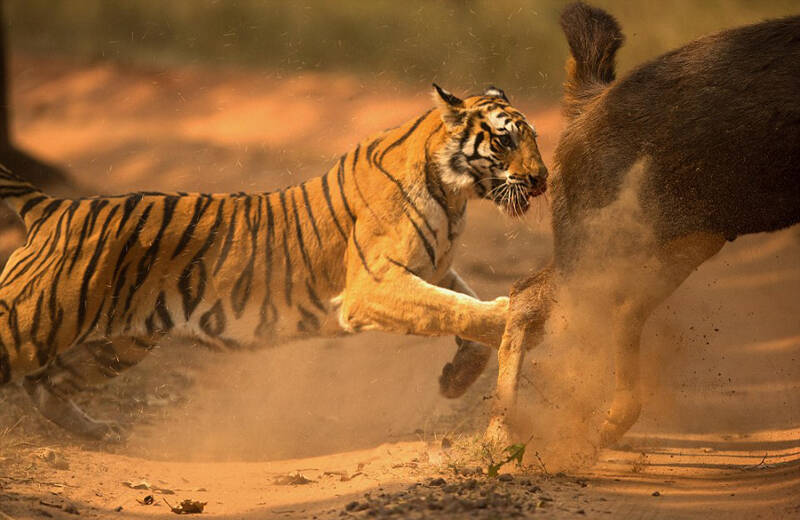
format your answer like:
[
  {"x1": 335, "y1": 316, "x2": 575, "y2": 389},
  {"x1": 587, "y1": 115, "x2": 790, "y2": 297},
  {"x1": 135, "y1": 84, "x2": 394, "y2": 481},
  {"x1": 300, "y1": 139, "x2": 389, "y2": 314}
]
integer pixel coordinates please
[
  {"x1": 743, "y1": 453, "x2": 771, "y2": 471},
  {"x1": 534, "y1": 451, "x2": 550, "y2": 477},
  {"x1": 0, "y1": 417, "x2": 23, "y2": 439}
]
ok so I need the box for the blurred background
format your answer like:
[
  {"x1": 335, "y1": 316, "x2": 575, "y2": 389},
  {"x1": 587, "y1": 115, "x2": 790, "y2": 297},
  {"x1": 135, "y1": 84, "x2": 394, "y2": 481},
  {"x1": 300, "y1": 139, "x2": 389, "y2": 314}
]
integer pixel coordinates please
[
  {"x1": 0, "y1": 0, "x2": 798, "y2": 465},
  {"x1": 7, "y1": 0, "x2": 800, "y2": 102}
]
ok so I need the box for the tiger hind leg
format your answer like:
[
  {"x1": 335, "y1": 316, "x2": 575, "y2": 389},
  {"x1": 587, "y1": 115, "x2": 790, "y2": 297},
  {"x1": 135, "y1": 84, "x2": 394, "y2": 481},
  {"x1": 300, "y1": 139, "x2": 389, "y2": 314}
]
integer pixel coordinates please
[
  {"x1": 435, "y1": 270, "x2": 493, "y2": 398},
  {"x1": 22, "y1": 336, "x2": 154, "y2": 441}
]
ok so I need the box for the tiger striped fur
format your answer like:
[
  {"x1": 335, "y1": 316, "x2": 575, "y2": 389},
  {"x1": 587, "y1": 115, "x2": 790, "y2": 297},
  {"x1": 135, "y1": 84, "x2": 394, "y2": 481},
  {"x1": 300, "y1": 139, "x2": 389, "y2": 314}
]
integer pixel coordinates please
[{"x1": 0, "y1": 85, "x2": 547, "y2": 439}]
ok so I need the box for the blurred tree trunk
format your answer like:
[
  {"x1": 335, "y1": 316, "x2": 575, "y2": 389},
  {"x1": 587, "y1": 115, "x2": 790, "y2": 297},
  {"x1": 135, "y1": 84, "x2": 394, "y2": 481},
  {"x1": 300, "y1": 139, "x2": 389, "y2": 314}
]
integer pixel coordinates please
[{"x1": 0, "y1": 0, "x2": 79, "y2": 267}]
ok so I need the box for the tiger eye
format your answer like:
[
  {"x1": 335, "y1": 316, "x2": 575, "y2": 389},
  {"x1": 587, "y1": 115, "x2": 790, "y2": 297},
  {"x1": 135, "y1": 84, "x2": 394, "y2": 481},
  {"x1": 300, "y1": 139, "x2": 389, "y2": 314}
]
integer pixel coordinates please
[{"x1": 497, "y1": 134, "x2": 515, "y2": 150}]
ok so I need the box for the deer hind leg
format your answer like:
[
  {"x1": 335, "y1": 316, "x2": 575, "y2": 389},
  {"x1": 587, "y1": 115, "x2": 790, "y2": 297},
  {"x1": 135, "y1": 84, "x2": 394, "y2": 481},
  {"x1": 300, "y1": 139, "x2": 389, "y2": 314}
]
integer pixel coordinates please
[
  {"x1": 599, "y1": 232, "x2": 725, "y2": 446},
  {"x1": 23, "y1": 336, "x2": 155, "y2": 441}
]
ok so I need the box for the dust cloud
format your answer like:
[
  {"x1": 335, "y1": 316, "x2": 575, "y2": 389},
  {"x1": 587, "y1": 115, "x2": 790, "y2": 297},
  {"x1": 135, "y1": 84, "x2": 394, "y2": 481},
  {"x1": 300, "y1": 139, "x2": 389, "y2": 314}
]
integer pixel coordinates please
[
  {"x1": 507, "y1": 160, "x2": 654, "y2": 471},
  {"x1": 508, "y1": 159, "x2": 800, "y2": 472},
  {"x1": 121, "y1": 331, "x2": 472, "y2": 462}
]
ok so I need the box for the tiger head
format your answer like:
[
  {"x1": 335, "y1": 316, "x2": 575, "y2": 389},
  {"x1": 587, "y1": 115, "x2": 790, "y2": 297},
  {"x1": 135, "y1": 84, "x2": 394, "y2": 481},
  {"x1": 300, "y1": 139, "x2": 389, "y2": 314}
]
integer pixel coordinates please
[{"x1": 433, "y1": 84, "x2": 548, "y2": 217}]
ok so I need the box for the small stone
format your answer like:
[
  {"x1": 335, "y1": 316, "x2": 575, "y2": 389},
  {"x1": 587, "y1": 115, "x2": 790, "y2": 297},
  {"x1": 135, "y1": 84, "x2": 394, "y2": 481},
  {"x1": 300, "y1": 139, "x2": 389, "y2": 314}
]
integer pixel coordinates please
[
  {"x1": 429, "y1": 477, "x2": 446, "y2": 487},
  {"x1": 427, "y1": 501, "x2": 444, "y2": 510},
  {"x1": 498, "y1": 474, "x2": 513, "y2": 482},
  {"x1": 40, "y1": 448, "x2": 70, "y2": 470},
  {"x1": 345, "y1": 501, "x2": 360, "y2": 511}
]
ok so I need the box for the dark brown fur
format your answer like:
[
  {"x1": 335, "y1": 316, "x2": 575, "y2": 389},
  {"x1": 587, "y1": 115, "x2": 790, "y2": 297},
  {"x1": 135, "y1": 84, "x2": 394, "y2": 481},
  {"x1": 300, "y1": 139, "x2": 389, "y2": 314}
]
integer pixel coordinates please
[
  {"x1": 488, "y1": 3, "x2": 800, "y2": 445},
  {"x1": 556, "y1": 5, "x2": 800, "y2": 269}
]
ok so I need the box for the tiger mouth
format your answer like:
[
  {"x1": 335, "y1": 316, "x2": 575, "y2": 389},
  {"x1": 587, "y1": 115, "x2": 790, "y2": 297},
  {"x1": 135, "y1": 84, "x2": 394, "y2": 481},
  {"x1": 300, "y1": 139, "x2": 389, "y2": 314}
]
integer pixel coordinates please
[
  {"x1": 529, "y1": 183, "x2": 547, "y2": 198},
  {"x1": 491, "y1": 180, "x2": 546, "y2": 217}
]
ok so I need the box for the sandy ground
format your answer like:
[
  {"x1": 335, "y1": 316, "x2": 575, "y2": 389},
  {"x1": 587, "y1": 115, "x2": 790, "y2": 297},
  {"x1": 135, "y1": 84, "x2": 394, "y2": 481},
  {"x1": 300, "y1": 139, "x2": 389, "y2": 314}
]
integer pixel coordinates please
[{"x1": 0, "y1": 55, "x2": 799, "y2": 519}]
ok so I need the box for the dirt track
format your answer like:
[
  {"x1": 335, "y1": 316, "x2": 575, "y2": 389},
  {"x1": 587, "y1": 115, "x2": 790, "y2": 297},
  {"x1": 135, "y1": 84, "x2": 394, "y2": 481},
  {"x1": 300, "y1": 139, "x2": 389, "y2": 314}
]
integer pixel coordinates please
[{"x1": 0, "y1": 56, "x2": 798, "y2": 519}]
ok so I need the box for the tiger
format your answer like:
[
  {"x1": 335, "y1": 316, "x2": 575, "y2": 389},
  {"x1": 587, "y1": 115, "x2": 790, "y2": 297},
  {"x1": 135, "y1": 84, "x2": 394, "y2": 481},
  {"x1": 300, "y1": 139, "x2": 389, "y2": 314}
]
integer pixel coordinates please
[{"x1": 0, "y1": 84, "x2": 548, "y2": 440}]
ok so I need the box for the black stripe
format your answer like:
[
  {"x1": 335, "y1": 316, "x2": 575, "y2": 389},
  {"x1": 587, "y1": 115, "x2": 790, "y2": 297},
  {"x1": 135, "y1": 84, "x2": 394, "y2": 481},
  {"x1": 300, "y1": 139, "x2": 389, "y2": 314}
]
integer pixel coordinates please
[
  {"x1": 68, "y1": 199, "x2": 110, "y2": 274},
  {"x1": 279, "y1": 190, "x2": 294, "y2": 306},
  {"x1": 116, "y1": 193, "x2": 143, "y2": 237},
  {"x1": 336, "y1": 156, "x2": 356, "y2": 224},
  {"x1": 255, "y1": 196, "x2": 278, "y2": 337},
  {"x1": 0, "y1": 342, "x2": 10, "y2": 384},
  {"x1": 373, "y1": 162, "x2": 437, "y2": 238},
  {"x1": 0, "y1": 186, "x2": 36, "y2": 198},
  {"x1": 122, "y1": 196, "x2": 179, "y2": 315},
  {"x1": 378, "y1": 110, "x2": 432, "y2": 164},
  {"x1": 199, "y1": 299, "x2": 226, "y2": 337},
  {"x1": 365, "y1": 136, "x2": 385, "y2": 166},
  {"x1": 77, "y1": 205, "x2": 120, "y2": 331},
  {"x1": 305, "y1": 279, "x2": 326, "y2": 313},
  {"x1": 231, "y1": 196, "x2": 257, "y2": 318},
  {"x1": 349, "y1": 143, "x2": 380, "y2": 221},
  {"x1": 331, "y1": 163, "x2": 377, "y2": 279},
  {"x1": 471, "y1": 131, "x2": 485, "y2": 157},
  {"x1": 297, "y1": 304, "x2": 321, "y2": 333},
  {"x1": 146, "y1": 291, "x2": 174, "y2": 335},
  {"x1": 172, "y1": 195, "x2": 213, "y2": 259},
  {"x1": 405, "y1": 212, "x2": 436, "y2": 267},
  {"x1": 7, "y1": 305, "x2": 20, "y2": 352},
  {"x1": 299, "y1": 182, "x2": 323, "y2": 247},
  {"x1": 107, "y1": 262, "x2": 129, "y2": 336},
  {"x1": 213, "y1": 197, "x2": 239, "y2": 275},
  {"x1": 111, "y1": 202, "x2": 153, "y2": 281},
  {"x1": 179, "y1": 198, "x2": 225, "y2": 320},
  {"x1": 386, "y1": 256, "x2": 421, "y2": 277},
  {"x1": 18, "y1": 195, "x2": 48, "y2": 219},
  {"x1": 31, "y1": 293, "x2": 48, "y2": 365},
  {"x1": 27, "y1": 198, "x2": 65, "y2": 237},
  {"x1": 155, "y1": 291, "x2": 174, "y2": 332},
  {"x1": 105, "y1": 202, "x2": 154, "y2": 335},
  {"x1": 321, "y1": 173, "x2": 348, "y2": 241},
  {"x1": 290, "y1": 189, "x2": 316, "y2": 284},
  {"x1": 0, "y1": 224, "x2": 54, "y2": 288}
]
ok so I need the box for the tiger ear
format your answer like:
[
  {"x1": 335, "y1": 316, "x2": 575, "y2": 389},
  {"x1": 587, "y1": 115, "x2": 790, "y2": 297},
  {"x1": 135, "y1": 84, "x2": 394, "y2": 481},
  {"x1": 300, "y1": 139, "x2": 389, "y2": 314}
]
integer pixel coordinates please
[
  {"x1": 484, "y1": 86, "x2": 509, "y2": 102},
  {"x1": 432, "y1": 83, "x2": 466, "y2": 130}
]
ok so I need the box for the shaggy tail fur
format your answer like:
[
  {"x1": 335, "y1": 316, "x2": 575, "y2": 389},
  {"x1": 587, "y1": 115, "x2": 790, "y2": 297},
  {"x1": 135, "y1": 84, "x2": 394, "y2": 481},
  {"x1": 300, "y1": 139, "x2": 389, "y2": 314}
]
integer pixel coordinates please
[
  {"x1": 0, "y1": 163, "x2": 49, "y2": 228},
  {"x1": 560, "y1": 2, "x2": 624, "y2": 119}
]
